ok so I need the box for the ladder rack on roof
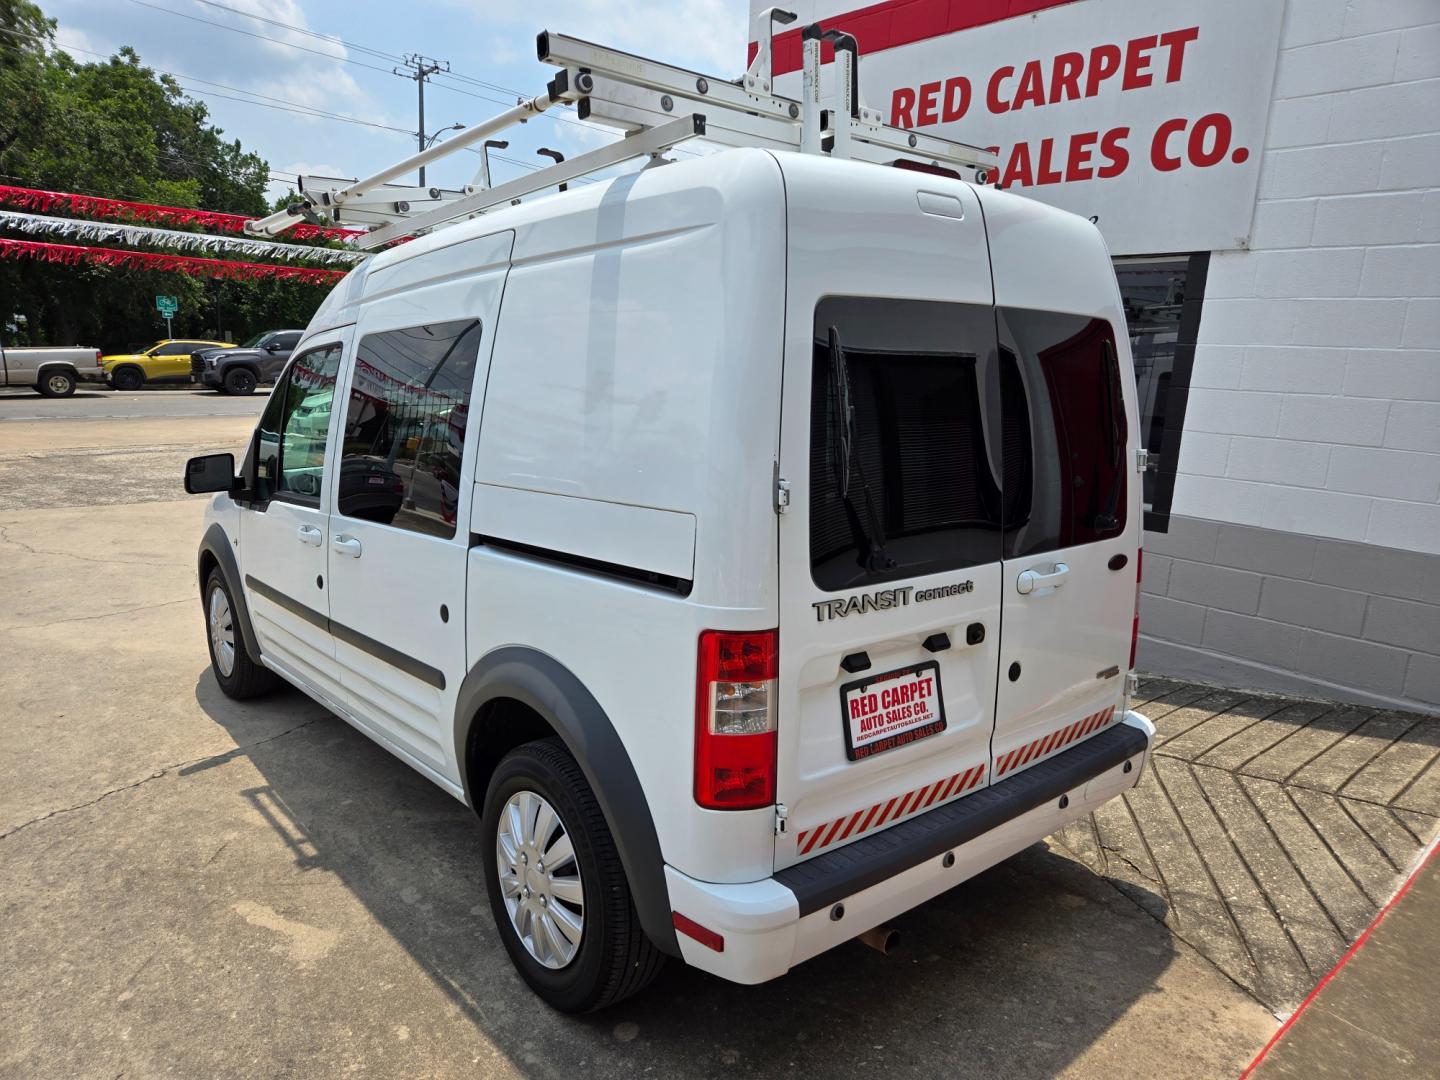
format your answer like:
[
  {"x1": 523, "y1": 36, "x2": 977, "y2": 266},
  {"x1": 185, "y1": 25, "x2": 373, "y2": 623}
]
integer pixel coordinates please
[{"x1": 246, "y1": 8, "x2": 999, "y2": 251}]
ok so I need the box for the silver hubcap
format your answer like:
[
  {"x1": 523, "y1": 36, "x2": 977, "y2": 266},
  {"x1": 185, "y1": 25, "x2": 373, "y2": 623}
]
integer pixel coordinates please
[
  {"x1": 208, "y1": 587, "x2": 236, "y2": 677},
  {"x1": 47, "y1": 374, "x2": 69, "y2": 393},
  {"x1": 496, "y1": 790, "x2": 584, "y2": 969}
]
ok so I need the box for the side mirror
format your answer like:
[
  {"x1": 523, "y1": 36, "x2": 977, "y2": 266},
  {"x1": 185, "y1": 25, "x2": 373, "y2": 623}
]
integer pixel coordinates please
[
  {"x1": 265, "y1": 342, "x2": 282, "y2": 352},
  {"x1": 184, "y1": 452, "x2": 237, "y2": 494}
]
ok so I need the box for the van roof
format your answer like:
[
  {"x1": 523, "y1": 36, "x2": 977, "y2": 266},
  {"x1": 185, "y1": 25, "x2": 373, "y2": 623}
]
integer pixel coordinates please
[{"x1": 305, "y1": 147, "x2": 1097, "y2": 336}]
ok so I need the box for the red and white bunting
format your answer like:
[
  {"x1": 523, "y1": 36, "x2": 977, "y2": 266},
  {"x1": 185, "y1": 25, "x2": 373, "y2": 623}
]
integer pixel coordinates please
[{"x1": 0, "y1": 238, "x2": 347, "y2": 285}]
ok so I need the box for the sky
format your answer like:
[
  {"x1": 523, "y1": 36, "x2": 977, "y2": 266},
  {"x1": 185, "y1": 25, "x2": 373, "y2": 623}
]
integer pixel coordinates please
[{"x1": 41, "y1": 0, "x2": 753, "y2": 206}]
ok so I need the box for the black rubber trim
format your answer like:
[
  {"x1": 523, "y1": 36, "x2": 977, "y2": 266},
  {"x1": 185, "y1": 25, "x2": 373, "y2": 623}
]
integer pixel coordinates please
[
  {"x1": 244, "y1": 574, "x2": 446, "y2": 690},
  {"x1": 331, "y1": 621, "x2": 446, "y2": 691},
  {"x1": 776, "y1": 722, "x2": 1149, "y2": 917},
  {"x1": 454, "y1": 647, "x2": 680, "y2": 957},
  {"x1": 475, "y1": 535, "x2": 692, "y2": 597},
  {"x1": 245, "y1": 574, "x2": 327, "y2": 630},
  {"x1": 198, "y1": 523, "x2": 261, "y2": 663}
]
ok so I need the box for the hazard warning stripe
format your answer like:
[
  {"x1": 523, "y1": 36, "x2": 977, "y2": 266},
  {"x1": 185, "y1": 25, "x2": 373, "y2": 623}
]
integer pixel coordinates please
[
  {"x1": 995, "y1": 705, "x2": 1117, "y2": 778},
  {"x1": 794, "y1": 763, "x2": 986, "y2": 856}
]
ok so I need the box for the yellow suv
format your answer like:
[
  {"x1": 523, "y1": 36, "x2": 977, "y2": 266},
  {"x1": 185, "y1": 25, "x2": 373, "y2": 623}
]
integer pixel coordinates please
[{"x1": 103, "y1": 339, "x2": 234, "y2": 391}]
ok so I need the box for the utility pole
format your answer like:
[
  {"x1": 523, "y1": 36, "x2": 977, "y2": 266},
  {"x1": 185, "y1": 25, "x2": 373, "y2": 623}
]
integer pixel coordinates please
[{"x1": 394, "y1": 53, "x2": 450, "y2": 187}]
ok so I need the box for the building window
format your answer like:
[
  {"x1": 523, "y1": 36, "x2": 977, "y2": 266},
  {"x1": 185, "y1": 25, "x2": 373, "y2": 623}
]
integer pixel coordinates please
[{"x1": 1113, "y1": 252, "x2": 1209, "y2": 532}]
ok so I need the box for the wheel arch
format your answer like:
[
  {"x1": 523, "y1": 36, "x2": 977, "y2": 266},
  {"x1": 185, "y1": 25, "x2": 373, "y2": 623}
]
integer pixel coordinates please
[
  {"x1": 198, "y1": 522, "x2": 262, "y2": 664},
  {"x1": 455, "y1": 647, "x2": 681, "y2": 957}
]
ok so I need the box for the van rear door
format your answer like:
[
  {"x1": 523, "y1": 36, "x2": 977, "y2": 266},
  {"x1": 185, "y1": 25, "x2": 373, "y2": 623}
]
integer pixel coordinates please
[
  {"x1": 773, "y1": 163, "x2": 1000, "y2": 871},
  {"x1": 983, "y1": 192, "x2": 1143, "y2": 782}
]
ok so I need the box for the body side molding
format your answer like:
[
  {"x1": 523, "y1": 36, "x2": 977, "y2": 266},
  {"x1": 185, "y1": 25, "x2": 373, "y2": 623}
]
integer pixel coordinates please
[{"x1": 454, "y1": 647, "x2": 680, "y2": 957}]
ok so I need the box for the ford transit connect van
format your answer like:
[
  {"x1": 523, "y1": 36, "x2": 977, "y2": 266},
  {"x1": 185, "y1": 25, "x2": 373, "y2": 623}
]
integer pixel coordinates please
[{"x1": 186, "y1": 146, "x2": 1154, "y2": 1012}]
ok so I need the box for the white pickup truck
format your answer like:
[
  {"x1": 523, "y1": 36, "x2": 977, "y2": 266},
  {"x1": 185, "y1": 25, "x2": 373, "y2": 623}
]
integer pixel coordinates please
[{"x1": 0, "y1": 343, "x2": 104, "y2": 397}]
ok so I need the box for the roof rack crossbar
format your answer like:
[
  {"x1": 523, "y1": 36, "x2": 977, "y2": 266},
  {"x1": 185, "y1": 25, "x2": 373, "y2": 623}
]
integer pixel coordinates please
[{"x1": 246, "y1": 26, "x2": 998, "y2": 246}]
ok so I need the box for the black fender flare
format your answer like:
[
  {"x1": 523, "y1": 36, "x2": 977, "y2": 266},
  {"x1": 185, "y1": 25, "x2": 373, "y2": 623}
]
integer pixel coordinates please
[
  {"x1": 197, "y1": 521, "x2": 263, "y2": 664},
  {"x1": 454, "y1": 647, "x2": 680, "y2": 957}
]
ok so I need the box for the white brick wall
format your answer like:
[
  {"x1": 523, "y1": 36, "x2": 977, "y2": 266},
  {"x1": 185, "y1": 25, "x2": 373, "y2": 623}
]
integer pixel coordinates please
[{"x1": 1174, "y1": 0, "x2": 1440, "y2": 556}]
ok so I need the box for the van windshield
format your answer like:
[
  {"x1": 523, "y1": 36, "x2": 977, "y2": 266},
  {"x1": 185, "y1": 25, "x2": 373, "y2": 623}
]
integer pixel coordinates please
[{"x1": 809, "y1": 297, "x2": 1003, "y2": 592}]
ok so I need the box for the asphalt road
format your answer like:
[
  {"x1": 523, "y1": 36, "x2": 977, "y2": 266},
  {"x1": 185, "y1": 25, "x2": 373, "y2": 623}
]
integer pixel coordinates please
[
  {"x1": 0, "y1": 410, "x2": 1279, "y2": 1079},
  {"x1": 0, "y1": 385, "x2": 270, "y2": 421}
]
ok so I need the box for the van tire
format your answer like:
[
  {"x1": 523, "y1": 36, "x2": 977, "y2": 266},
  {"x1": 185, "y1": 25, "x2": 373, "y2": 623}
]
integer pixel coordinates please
[
  {"x1": 36, "y1": 370, "x2": 77, "y2": 397},
  {"x1": 222, "y1": 367, "x2": 258, "y2": 396},
  {"x1": 111, "y1": 365, "x2": 145, "y2": 392},
  {"x1": 481, "y1": 738, "x2": 665, "y2": 1012},
  {"x1": 203, "y1": 569, "x2": 281, "y2": 699}
]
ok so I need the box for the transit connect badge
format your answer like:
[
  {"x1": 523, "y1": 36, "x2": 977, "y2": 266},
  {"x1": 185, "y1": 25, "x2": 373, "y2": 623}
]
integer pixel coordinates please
[{"x1": 813, "y1": 579, "x2": 974, "y2": 621}]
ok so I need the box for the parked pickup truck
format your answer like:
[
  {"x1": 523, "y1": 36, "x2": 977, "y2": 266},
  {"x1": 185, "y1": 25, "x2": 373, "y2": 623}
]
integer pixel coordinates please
[
  {"x1": 0, "y1": 344, "x2": 104, "y2": 397},
  {"x1": 192, "y1": 330, "x2": 303, "y2": 395}
]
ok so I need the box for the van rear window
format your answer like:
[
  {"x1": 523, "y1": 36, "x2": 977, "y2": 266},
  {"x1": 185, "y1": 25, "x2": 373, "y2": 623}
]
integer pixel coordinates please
[
  {"x1": 997, "y1": 309, "x2": 1127, "y2": 557},
  {"x1": 809, "y1": 297, "x2": 1003, "y2": 592}
]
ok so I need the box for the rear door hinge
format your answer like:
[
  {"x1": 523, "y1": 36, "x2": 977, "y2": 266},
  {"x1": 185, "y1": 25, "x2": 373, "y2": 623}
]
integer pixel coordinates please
[
  {"x1": 774, "y1": 473, "x2": 791, "y2": 514},
  {"x1": 774, "y1": 803, "x2": 789, "y2": 835},
  {"x1": 1135, "y1": 448, "x2": 1150, "y2": 473}
]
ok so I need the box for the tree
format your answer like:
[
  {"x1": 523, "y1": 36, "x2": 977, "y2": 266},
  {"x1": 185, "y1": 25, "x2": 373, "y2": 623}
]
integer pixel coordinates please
[{"x1": 0, "y1": 1, "x2": 331, "y2": 350}]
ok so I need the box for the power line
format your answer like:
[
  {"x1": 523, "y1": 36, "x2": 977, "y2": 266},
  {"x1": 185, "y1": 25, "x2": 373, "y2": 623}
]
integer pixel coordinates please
[
  {"x1": 182, "y1": 0, "x2": 408, "y2": 65},
  {"x1": 117, "y1": 0, "x2": 613, "y2": 141},
  {"x1": 121, "y1": 0, "x2": 399, "y2": 77}
]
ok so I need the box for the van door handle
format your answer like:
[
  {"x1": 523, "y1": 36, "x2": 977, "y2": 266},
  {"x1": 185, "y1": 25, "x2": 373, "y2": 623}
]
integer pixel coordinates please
[
  {"x1": 296, "y1": 525, "x2": 323, "y2": 547},
  {"x1": 331, "y1": 535, "x2": 362, "y2": 558},
  {"x1": 1017, "y1": 562, "x2": 1069, "y2": 595}
]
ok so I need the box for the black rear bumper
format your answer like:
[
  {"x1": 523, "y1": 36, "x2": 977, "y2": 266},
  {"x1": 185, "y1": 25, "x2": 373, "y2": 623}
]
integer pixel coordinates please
[{"x1": 775, "y1": 721, "x2": 1149, "y2": 916}]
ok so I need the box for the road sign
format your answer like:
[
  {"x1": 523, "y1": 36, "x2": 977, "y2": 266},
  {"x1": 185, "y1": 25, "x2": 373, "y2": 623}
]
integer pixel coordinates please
[{"x1": 155, "y1": 295, "x2": 178, "y2": 317}]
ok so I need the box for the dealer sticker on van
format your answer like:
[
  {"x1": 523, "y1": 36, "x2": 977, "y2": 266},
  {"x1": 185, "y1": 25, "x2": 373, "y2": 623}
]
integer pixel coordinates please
[{"x1": 841, "y1": 661, "x2": 947, "y2": 761}]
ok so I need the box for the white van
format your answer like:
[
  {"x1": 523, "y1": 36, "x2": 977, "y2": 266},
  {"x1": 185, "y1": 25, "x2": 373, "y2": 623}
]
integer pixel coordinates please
[{"x1": 186, "y1": 146, "x2": 1153, "y2": 1011}]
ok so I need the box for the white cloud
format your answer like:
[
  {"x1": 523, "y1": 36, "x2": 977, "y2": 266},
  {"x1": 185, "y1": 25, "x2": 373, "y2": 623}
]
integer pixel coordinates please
[{"x1": 441, "y1": 0, "x2": 750, "y2": 76}]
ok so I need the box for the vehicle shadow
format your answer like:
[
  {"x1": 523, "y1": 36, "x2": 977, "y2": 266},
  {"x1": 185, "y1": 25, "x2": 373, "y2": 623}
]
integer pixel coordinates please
[{"x1": 195, "y1": 674, "x2": 1179, "y2": 1079}]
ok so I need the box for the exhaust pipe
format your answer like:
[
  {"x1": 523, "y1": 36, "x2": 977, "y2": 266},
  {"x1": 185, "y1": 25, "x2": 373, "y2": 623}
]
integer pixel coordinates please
[{"x1": 856, "y1": 924, "x2": 900, "y2": 955}]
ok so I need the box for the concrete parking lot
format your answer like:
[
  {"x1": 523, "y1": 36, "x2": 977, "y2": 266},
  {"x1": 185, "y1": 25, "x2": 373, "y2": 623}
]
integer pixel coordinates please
[{"x1": 1, "y1": 390, "x2": 1429, "y2": 1079}]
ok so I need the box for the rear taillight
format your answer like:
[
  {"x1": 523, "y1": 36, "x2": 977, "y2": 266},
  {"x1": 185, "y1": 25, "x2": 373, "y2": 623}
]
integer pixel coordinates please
[
  {"x1": 694, "y1": 628, "x2": 778, "y2": 810},
  {"x1": 94, "y1": 350, "x2": 103, "y2": 366},
  {"x1": 1129, "y1": 549, "x2": 1143, "y2": 670}
]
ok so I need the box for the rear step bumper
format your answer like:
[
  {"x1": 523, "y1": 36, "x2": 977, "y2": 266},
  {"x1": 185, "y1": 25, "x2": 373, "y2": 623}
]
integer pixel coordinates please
[{"x1": 663, "y1": 711, "x2": 1154, "y2": 985}]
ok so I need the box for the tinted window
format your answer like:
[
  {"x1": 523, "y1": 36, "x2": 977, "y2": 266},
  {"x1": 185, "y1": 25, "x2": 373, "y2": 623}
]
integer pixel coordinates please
[
  {"x1": 254, "y1": 345, "x2": 342, "y2": 503},
  {"x1": 998, "y1": 309, "x2": 1127, "y2": 557},
  {"x1": 810, "y1": 297, "x2": 1002, "y2": 592},
  {"x1": 338, "y1": 320, "x2": 482, "y2": 538},
  {"x1": 156, "y1": 342, "x2": 196, "y2": 355},
  {"x1": 276, "y1": 333, "x2": 302, "y2": 350}
]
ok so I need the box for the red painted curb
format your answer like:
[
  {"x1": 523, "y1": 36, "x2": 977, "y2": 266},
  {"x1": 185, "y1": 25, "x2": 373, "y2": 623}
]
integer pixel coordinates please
[{"x1": 1238, "y1": 839, "x2": 1440, "y2": 1079}]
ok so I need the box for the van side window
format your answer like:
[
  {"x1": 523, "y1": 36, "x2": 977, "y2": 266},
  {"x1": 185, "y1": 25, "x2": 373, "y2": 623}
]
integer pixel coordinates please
[
  {"x1": 809, "y1": 297, "x2": 1003, "y2": 592},
  {"x1": 997, "y1": 309, "x2": 1127, "y2": 557},
  {"x1": 254, "y1": 345, "x2": 342, "y2": 504},
  {"x1": 338, "y1": 319, "x2": 483, "y2": 538}
]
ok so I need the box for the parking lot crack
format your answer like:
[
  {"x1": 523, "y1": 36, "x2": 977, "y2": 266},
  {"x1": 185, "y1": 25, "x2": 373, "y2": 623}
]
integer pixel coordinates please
[
  {"x1": 0, "y1": 718, "x2": 321, "y2": 841},
  {"x1": 11, "y1": 597, "x2": 191, "y2": 630}
]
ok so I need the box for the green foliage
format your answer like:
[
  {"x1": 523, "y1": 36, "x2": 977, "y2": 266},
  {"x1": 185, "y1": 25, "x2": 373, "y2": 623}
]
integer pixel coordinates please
[{"x1": 0, "y1": 1, "x2": 332, "y2": 350}]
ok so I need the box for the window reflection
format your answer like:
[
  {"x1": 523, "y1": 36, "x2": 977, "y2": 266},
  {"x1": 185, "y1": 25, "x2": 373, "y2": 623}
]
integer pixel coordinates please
[
  {"x1": 998, "y1": 309, "x2": 1127, "y2": 558},
  {"x1": 339, "y1": 320, "x2": 483, "y2": 539}
]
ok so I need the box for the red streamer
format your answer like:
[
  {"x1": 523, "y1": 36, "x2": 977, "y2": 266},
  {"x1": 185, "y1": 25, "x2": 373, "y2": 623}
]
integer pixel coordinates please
[
  {"x1": 0, "y1": 184, "x2": 362, "y2": 241},
  {"x1": 0, "y1": 237, "x2": 347, "y2": 284}
]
